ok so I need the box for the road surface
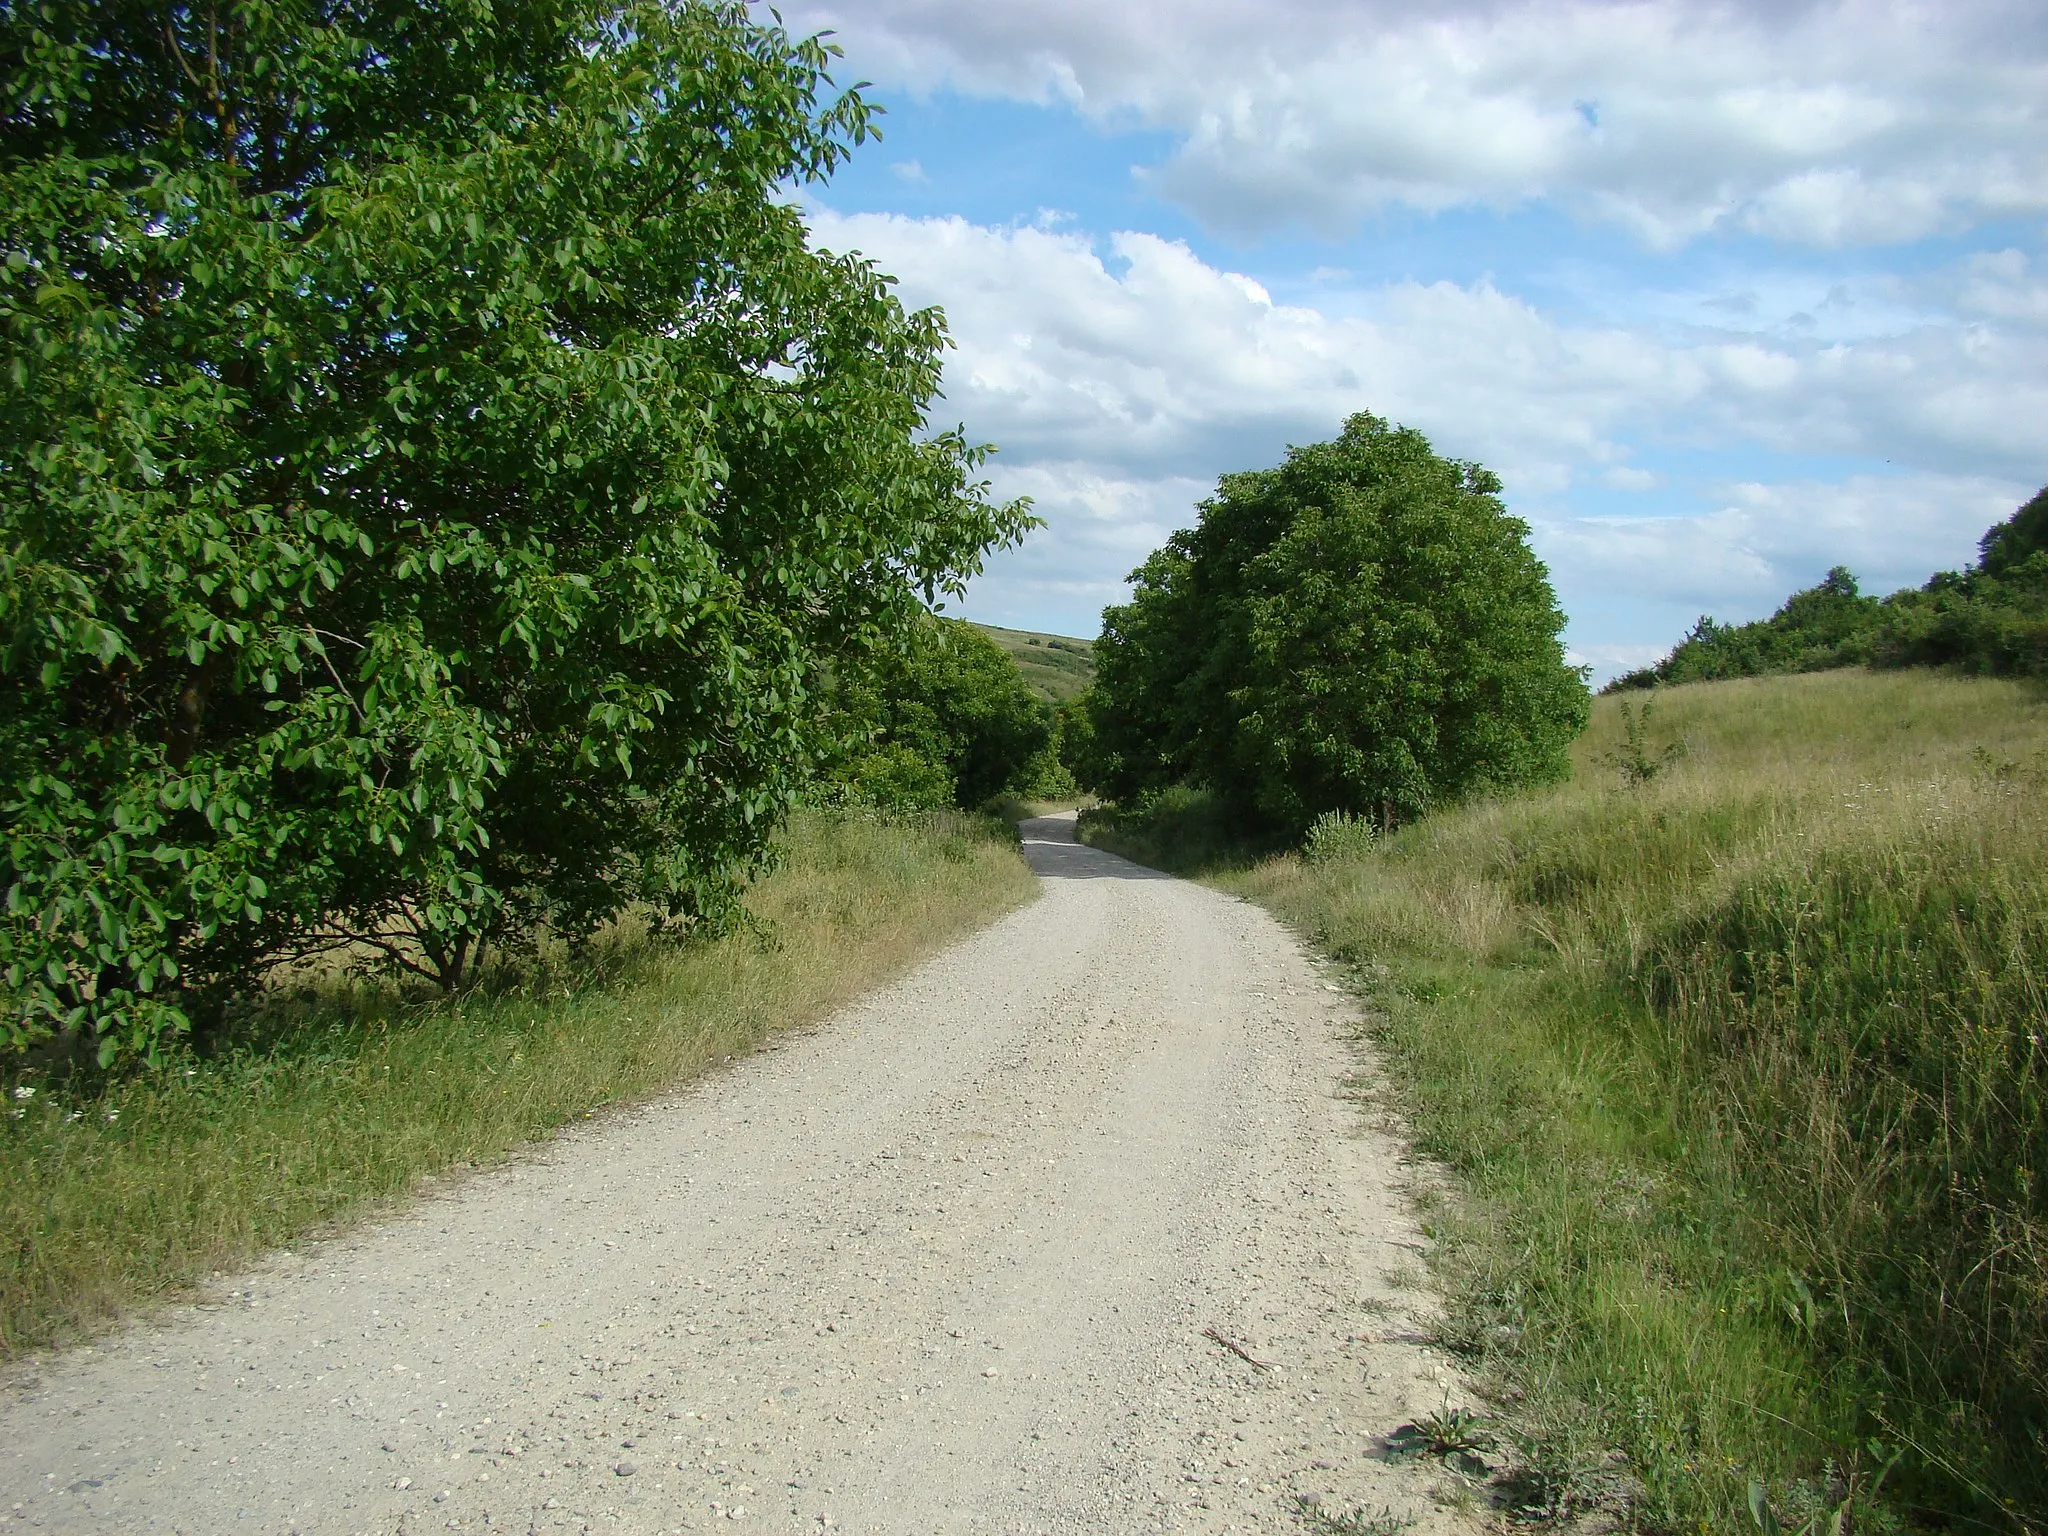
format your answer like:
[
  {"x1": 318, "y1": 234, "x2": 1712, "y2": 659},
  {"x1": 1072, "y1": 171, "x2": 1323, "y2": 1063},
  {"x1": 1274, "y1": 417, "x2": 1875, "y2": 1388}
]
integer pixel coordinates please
[{"x1": 0, "y1": 813, "x2": 1477, "y2": 1535}]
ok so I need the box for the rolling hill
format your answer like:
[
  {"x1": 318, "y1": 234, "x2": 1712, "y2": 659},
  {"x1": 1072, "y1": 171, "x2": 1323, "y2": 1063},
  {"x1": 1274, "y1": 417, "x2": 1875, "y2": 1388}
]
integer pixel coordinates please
[{"x1": 971, "y1": 623, "x2": 1097, "y2": 702}]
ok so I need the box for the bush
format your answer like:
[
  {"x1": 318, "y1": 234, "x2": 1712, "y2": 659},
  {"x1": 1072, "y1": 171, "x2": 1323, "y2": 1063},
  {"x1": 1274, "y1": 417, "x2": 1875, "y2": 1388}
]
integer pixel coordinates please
[
  {"x1": 1609, "y1": 486, "x2": 2048, "y2": 693},
  {"x1": 1302, "y1": 810, "x2": 1380, "y2": 865},
  {"x1": 1608, "y1": 567, "x2": 1885, "y2": 690}
]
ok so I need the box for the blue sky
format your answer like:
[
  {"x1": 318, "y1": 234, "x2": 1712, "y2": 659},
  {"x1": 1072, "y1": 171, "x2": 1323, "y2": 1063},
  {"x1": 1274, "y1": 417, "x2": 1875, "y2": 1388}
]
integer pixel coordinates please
[{"x1": 774, "y1": 0, "x2": 2048, "y2": 679}]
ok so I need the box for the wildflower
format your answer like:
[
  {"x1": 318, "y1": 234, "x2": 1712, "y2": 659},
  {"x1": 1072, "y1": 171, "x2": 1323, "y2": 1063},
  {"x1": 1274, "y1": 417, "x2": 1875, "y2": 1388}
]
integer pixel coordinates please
[
  {"x1": 12, "y1": 1085, "x2": 33, "y2": 1101},
  {"x1": 64, "y1": 1110, "x2": 81, "y2": 1123},
  {"x1": 104, "y1": 1111, "x2": 119, "y2": 1124}
]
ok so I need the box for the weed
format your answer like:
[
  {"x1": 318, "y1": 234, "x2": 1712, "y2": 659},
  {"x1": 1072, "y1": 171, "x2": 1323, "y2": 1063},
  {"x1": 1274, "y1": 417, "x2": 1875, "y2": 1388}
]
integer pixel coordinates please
[
  {"x1": 1292, "y1": 1496, "x2": 1411, "y2": 1536},
  {"x1": 1410, "y1": 1404, "x2": 1498, "y2": 1457},
  {"x1": 1388, "y1": 1402, "x2": 1496, "y2": 1478},
  {"x1": 1750, "y1": 1449, "x2": 1904, "y2": 1536},
  {"x1": 1305, "y1": 811, "x2": 1380, "y2": 865},
  {"x1": 1605, "y1": 697, "x2": 1688, "y2": 786}
]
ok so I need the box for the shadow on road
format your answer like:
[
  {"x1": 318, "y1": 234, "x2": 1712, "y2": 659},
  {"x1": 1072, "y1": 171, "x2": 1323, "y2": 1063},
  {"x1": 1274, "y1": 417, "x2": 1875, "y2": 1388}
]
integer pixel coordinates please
[{"x1": 1018, "y1": 813, "x2": 1176, "y2": 881}]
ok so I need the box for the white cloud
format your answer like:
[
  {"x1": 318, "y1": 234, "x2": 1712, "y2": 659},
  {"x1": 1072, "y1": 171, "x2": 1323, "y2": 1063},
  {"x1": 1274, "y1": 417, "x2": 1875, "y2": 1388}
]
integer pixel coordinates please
[
  {"x1": 818, "y1": 209, "x2": 2048, "y2": 485},
  {"x1": 1950, "y1": 249, "x2": 2048, "y2": 324},
  {"x1": 1534, "y1": 473, "x2": 2028, "y2": 616},
  {"x1": 781, "y1": 0, "x2": 2048, "y2": 248},
  {"x1": 807, "y1": 208, "x2": 2048, "y2": 645}
]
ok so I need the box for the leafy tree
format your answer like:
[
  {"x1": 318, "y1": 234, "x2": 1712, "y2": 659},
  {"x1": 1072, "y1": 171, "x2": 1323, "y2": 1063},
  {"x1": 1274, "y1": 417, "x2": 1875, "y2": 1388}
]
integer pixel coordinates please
[
  {"x1": 1, "y1": 1, "x2": 1029, "y2": 1061},
  {"x1": 1872, "y1": 486, "x2": 2048, "y2": 676},
  {"x1": 1088, "y1": 413, "x2": 1586, "y2": 832},
  {"x1": 1607, "y1": 566, "x2": 1884, "y2": 691},
  {"x1": 1610, "y1": 486, "x2": 2048, "y2": 693},
  {"x1": 1050, "y1": 695, "x2": 1096, "y2": 794},
  {"x1": 1977, "y1": 484, "x2": 2048, "y2": 577},
  {"x1": 824, "y1": 618, "x2": 1051, "y2": 809}
]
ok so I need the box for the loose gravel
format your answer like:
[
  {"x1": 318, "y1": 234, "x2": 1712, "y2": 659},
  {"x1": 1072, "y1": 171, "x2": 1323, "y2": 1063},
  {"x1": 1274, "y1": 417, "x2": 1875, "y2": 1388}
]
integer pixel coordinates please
[{"x1": 0, "y1": 814, "x2": 1481, "y2": 1535}]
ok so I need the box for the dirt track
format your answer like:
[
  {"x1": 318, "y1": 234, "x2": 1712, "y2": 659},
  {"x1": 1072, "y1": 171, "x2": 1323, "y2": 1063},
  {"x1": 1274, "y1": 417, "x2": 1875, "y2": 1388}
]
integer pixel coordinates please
[{"x1": 0, "y1": 813, "x2": 1478, "y2": 1535}]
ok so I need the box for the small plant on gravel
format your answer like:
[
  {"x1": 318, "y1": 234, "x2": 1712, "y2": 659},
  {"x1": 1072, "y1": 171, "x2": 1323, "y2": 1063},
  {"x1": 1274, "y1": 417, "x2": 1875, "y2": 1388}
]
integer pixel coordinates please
[
  {"x1": 1291, "y1": 1494, "x2": 1411, "y2": 1536},
  {"x1": 1409, "y1": 1404, "x2": 1498, "y2": 1457},
  {"x1": 1386, "y1": 1403, "x2": 1496, "y2": 1478}
]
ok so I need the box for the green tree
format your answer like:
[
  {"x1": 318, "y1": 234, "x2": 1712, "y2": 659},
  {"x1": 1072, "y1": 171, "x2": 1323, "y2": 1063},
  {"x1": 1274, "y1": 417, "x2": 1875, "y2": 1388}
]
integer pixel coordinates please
[
  {"x1": 824, "y1": 619, "x2": 1051, "y2": 809},
  {"x1": 1, "y1": 1, "x2": 1029, "y2": 1061},
  {"x1": 1609, "y1": 485, "x2": 2048, "y2": 692},
  {"x1": 1607, "y1": 566, "x2": 1884, "y2": 691},
  {"x1": 1875, "y1": 487, "x2": 2048, "y2": 677},
  {"x1": 1089, "y1": 413, "x2": 1585, "y2": 831}
]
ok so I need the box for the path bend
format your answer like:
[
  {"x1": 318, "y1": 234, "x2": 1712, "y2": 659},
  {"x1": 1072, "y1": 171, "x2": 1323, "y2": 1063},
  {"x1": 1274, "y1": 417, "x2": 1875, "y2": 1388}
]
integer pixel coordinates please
[{"x1": 0, "y1": 813, "x2": 1477, "y2": 1536}]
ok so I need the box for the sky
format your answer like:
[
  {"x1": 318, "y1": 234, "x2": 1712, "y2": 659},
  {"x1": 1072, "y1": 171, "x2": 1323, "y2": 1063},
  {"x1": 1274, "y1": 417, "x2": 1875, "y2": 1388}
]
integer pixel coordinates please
[{"x1": 770, "y1": 0, "x2": 2048, "y2": 680}]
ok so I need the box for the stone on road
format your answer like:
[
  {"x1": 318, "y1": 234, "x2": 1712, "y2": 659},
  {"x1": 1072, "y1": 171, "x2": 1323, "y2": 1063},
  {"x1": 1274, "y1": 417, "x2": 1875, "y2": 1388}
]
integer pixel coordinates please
[{"x1": 0, "y1": 813, "x2": 1478, "y2": 1535}]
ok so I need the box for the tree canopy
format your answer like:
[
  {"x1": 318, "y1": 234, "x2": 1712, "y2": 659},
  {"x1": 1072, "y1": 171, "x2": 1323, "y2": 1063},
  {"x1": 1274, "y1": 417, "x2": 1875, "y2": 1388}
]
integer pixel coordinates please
[
  {"x1": 1081, "y1": 413, "x2": 1586, "y2": 832},
  {"x1": 1608, "y1": 485, "x2": 2048, "y2": 692},
  {"x1": 1, "y1": 1, "x2": 1031, "y2": 1061},
  {"x1": 822, "y1": 618, "x2": 1053, "y2": 811}
]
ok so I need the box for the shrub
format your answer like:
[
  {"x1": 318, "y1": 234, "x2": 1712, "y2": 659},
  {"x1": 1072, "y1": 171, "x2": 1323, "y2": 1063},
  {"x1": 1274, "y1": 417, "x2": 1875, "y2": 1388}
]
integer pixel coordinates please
[{"x1": 1609, "y1": 486, "x2": 2048, "y2": 693}]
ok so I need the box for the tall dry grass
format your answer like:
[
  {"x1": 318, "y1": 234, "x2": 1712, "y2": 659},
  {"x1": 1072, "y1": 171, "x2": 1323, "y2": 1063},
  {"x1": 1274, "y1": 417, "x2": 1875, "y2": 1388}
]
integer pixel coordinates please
[
  {"x1": 1, "y1": 808, "x2": 1033, "y2": 1357},
  {"x1": 1229, "y1": 670, "x2": 2048, "y2": 1533}
]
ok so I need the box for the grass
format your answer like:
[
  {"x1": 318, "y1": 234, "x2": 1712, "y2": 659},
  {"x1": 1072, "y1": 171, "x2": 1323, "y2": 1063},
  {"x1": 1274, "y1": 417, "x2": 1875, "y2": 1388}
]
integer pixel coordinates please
[
  {"x1": 1114, "y1": 670, "x2": 2048, "y2": 1534},
  {"x1": 0, "y1": 807, "x2": 1033, "y2": 1359},
  {"x1": 970, "y1": 621, "x2": 1097, "y2": 702}
]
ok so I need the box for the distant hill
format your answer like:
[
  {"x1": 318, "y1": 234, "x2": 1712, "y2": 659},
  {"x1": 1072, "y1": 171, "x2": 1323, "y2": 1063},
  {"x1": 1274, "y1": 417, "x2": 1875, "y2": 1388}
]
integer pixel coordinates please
[
  {"x1": 972, "y1": 623, "x2": 1097, "y2": 702},
  {"x1": 1607, "y1": 483, "x2": 2048, "y2": 692}
]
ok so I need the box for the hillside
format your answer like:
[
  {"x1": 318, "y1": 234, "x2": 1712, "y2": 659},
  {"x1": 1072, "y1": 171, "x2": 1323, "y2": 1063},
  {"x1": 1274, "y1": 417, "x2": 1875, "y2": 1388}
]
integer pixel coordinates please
[
  {"x1": 1214, "y1": 669, "x2": 2048, "y2": 1532},
  {"x1": 971, "y1": 622, "x2": 1097, "y2": 702}
]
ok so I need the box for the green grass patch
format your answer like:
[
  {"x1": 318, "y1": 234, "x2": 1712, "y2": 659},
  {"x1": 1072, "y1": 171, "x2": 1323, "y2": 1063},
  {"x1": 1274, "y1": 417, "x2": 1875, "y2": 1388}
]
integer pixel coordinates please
[
  {"x1": 1, "y1": 808, "x2": 1033, "y2": 1358},
  {"x1": 970, "y1": 621, "x2": 1097, "y2": 702},
  {"x1": 1196, "y1": 670, "x2": 2048, "y2": 1533}
]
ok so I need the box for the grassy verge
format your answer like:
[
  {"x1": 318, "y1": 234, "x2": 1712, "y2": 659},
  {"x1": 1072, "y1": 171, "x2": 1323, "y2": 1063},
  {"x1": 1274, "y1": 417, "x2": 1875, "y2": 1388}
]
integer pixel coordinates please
[
  {"x1": 1, "y1": 808, "x2": 1033, "y2": 1359},
  {"x1": 1111, "y1": 671, "x2": 2048, "y2": 1534}
]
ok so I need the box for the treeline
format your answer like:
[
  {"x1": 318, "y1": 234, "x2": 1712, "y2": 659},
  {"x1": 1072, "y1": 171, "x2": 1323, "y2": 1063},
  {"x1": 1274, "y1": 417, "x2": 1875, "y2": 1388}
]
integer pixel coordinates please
[
  {"x1": 1072, "y1": 412, "x2": 1588, "y2": 840},
  {"x1": 1609, "y1": 485, "x2": 2048, "y2": 691},
  {"x1": 0, "y1": 2, "x2": 1043, "y2": 1066},
  {"x1": 819, "y1": 617, "x2": 1079, "y2": 811}
]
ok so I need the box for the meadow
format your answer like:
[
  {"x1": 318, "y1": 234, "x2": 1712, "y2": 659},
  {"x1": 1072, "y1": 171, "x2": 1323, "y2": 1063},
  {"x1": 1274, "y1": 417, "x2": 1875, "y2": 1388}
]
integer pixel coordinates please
[
  {"x1": 1150, "y1": 670, "x2": 2046, "y2": 1533},
  {"x1": 971, "y1": 622, "x2": 1099, "y2": 702},
  {"x1": 0, "y1": 809, "x2": 1032, "y2": 1358}
]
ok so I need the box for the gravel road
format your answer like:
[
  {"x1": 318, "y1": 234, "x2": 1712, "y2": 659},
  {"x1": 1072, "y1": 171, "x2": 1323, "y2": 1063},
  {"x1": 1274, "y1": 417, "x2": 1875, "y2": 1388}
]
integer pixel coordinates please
[{"x1": 1, "y1": 814, "x2": 1479, "y2": 1536}]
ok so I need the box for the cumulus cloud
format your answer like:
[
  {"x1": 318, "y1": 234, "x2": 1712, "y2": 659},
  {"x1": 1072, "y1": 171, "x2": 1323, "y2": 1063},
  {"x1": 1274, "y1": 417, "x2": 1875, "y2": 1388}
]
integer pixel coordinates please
[
  {"x1": 815, "y1": 209, "x2": 2048, "y2": 485},
  {"x1": 782, "y1": 0, "x2": 2048, "y2": 247},
  {"x1": 808, "y1": 208, "x2": 2048, "y2": 649},
  {"x1": 1534, "y1": 473, "x2": 2028, "y2": 616}
]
